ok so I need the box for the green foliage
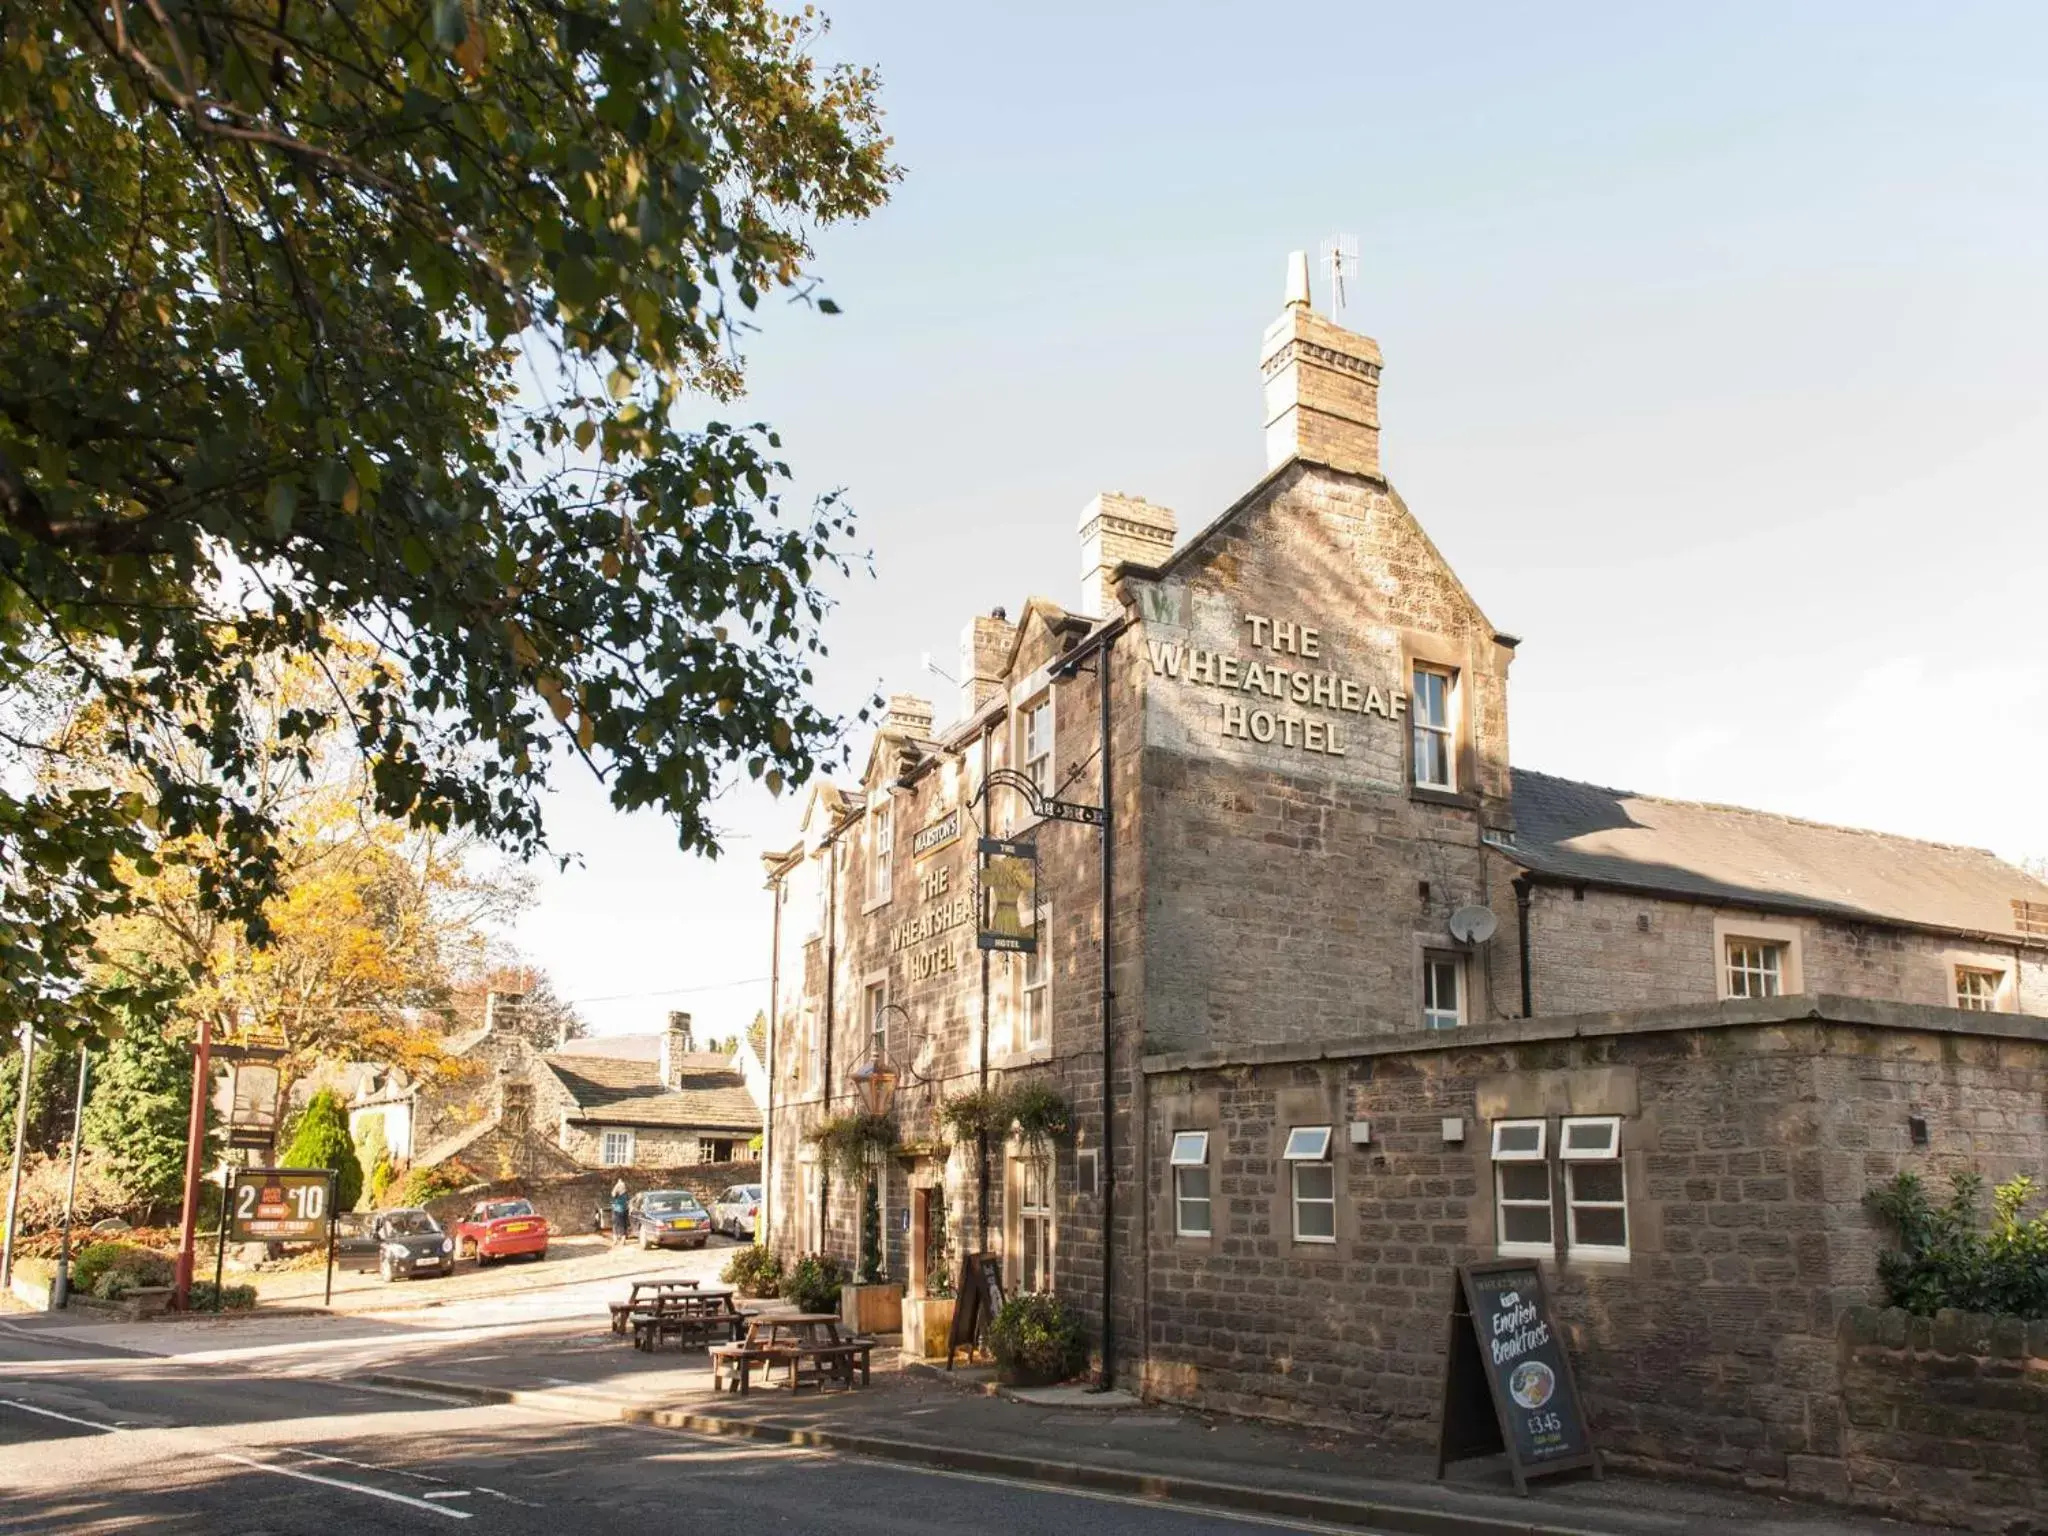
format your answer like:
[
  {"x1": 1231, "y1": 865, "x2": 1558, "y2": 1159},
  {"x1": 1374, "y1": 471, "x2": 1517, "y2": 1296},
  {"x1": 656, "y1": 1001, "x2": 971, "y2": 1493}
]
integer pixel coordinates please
[
  {"x1": 401, "y1": 1161, "x2": 473, "y2": 1208},
  {"x1": 805, "y1": 1112, "x2": 898, "y2": 1181},
  {"x1": 188, "y1": 1280, "x2": 258, "y2": 1312},
  {"x1": 780, "y1": 1252, "x2": 848, "y2": 1314},
  {"x1": 369, "y1": 1159, "x2": 398, "y2": 1207},
  {"x1": 79, "y1": 1006, "x2": 200, "y2": 1208},
  {"x1": 71, "y1": 1240, "x2": 165, "y2": 1295},
  {"x1": 280, "y1": 1090, "x2": 364, "y2": 1211},
  {"x1": 1865, "y1": 1171, "x2": 2048, "y2": 1319},
  {"x1": 91, "y1": 1246, "x2": 175, "y2": 1299},
  {"x1": 354, "y1": 1113, "x2": 389, "y2": 1178},
  {"x1": 859, "y1": 1178, "x2": 882, "y2": 1283},
  {"x1": 988, "y1": 1293, "x2": 1087, "y2": 1387},
  {"x1": 0, "y1": 1037, "x2": 82, "y2": 1161},
  {"x1": 0, "y1": 0, "x2": 897, "y2": 1048},
  {"x1": 1005, "y1": 1080, "x2": 1073, "y2": 1150},
  {"x1": 937, "y1": 1087, "x2": 1006, "y2": 1143},
  {"x1": 720, "y1": 1244, "x2": 785, "y2": 1298}
]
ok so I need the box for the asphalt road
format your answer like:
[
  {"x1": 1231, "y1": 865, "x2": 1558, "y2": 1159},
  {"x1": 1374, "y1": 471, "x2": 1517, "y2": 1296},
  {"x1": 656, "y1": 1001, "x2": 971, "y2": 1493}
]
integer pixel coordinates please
[{"x1": 0, "y1": 1326, "x2": 1357, "y2": 1536}]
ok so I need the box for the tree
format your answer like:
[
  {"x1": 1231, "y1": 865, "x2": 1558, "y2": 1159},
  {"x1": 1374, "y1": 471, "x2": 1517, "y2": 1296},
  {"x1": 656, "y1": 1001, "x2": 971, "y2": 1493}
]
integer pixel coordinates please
[
  {"x1": 0, "y1": 1, "x2": 896, "y2": 1045},
  {"x1": 0, "y1": 1033, "x2": 81, "y2": 1162},
  {"x1": 281, "y1": 1089, "x2": 363, "y2": 1212},
  {"x1": 78, "y1": 992, "x2": 200, "y2": 1208},
  {"x1": 447, "y1": 963, "x2": 586, "y2": 1050}
]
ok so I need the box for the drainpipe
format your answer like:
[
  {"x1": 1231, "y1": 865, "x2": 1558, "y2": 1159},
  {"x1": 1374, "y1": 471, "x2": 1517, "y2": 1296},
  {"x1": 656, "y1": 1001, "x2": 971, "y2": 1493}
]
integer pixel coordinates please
[
  {"x1": 821, "y1": 834, "x2": 839, "y2": 1253},
  {"x1": 977, "y1": 724, "x2": 992, "y2": 1250},
  {"x1": 1513, "y1": 878, "x2": 1534, "y2": 1019},
  {"x1": 1095, "y1": 631, "x2": 1119, "y2": 1388},
  {"x1": 764, "y1": 865, "x2": 782, "y2": 1250}
]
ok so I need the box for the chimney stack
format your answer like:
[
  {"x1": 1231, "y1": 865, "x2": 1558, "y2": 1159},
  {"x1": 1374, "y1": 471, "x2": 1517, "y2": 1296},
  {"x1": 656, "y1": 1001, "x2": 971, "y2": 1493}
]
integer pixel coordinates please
[
  {"x1": 660, "y1": 1011, "x2": 693, "y2": 1088},
  {"x1": 1260, "y1": 250, "x2": 1382, "y2": 479},
  {"x1": 958, "y1": 609, "x2": 1017, "y2": 716},
  {"x1": 1077, "y1": 493, "x2": 1176, "y2": 618},
  {"x1": 880, "y1": 693, "x2": 934, "y2": 741}
]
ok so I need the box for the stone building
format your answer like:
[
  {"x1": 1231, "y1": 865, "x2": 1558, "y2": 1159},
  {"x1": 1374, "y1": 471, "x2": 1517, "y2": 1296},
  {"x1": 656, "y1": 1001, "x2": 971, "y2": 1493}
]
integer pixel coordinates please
[{"x1": 759, "y1": 254, "x2": 2048, "y2": 1519}]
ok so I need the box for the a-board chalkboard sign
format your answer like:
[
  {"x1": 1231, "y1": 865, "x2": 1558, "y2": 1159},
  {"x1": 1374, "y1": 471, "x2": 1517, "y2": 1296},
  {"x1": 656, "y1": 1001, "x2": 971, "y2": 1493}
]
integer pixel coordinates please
[
  {"x1": 1435, "y1": 1260, "x2": 1601, "y2": 1493},
  {"x1": 946, "y1": 1251, "x2": 1005, "y2": 1368}
]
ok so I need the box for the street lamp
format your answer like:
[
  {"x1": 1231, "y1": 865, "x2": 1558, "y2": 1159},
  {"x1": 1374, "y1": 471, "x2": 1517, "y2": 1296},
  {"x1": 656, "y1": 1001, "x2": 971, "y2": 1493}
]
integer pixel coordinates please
[{"x1": 850, "y1": 1052, "x2": 899, "y2": 1118}]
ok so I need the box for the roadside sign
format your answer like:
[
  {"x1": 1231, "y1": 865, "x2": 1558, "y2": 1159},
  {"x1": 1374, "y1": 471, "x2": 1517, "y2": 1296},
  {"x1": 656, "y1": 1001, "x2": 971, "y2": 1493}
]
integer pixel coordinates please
[
  {"x1": 227, "y1": 1167, "x2": 333, "y2": 1244},
  {"x1": 1435, "y1": 1260, "x2": 1601, "y2": 1492}
]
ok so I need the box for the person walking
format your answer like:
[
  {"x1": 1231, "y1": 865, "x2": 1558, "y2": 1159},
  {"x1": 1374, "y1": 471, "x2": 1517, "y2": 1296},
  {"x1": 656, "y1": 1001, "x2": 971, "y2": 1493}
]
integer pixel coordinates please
[{"x1": 610, "y1": 1178, "x2": 629, "y2": 1246}]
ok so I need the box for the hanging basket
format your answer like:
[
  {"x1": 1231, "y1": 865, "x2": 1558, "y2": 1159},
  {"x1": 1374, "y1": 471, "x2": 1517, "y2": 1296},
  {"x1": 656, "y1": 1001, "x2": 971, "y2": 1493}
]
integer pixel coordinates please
[
  {"x1": 1006, "y1": 1080, "x2": 1074, "y2": 1156},
  {"x1": 806, "y1": 1112, "x2": 901, "y2": 1182}
]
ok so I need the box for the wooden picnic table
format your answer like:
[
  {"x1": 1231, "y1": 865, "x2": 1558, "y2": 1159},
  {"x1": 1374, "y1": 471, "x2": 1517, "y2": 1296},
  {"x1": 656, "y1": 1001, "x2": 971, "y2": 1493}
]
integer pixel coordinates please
[
  {"x1": 629, "y1": 1284, "x2": 745, "y2": 1353},
  {"x1": 608, "y1": 1277, "x2": 702, "y2": 1335},
  {"x1": 711, "y1": 1312, "x2": 874, "y2": 1394}
]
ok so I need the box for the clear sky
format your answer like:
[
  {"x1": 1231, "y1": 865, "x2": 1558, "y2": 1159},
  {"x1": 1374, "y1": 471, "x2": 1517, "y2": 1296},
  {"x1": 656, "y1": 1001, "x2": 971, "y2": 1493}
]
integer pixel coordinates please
[{"x1": 515, "y1": 1, "x2": 2048, "y2": 1036}]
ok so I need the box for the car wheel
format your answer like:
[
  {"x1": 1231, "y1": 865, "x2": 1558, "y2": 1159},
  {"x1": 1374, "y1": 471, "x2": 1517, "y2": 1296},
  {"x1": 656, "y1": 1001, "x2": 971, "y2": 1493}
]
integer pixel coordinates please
[{"x1": 533, "y1": 1248, "x2": 547, "y2": 1263}]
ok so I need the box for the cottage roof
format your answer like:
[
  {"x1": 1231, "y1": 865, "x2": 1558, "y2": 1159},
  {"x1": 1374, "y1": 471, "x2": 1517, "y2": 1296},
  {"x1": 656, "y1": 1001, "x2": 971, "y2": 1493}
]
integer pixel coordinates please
[
  {"x1": 1505, "y1": 768, "x2": 2048, "y2": 942},
  {"x1": 542, "y1": 1052, "x2": 760, "y2": 1131}
]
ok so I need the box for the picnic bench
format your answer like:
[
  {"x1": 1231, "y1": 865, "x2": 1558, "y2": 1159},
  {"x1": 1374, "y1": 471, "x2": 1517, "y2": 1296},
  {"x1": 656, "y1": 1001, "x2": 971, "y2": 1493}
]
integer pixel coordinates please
[
  {"x1": 710, "y1": 1313, "x2": 874, "y2": 1394},
  {"x1": 608, "y1": 1278, "x2": 701, "y2": 1336},
  {"x1": 630, "y1": 1285, "x2": 745, "y2": 1353}
]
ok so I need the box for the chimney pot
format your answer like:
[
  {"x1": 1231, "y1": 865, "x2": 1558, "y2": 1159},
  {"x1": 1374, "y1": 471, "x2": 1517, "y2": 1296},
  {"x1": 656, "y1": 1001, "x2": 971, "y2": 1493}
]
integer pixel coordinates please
[{"x1": 959, "y1": 611, "x2": 1018, "y2": 716}]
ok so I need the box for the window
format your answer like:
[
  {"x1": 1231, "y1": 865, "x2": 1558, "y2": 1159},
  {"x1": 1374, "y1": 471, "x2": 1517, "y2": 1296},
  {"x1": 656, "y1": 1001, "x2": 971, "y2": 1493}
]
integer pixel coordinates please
[
  {"x1": 1423, "y1": 952, "x2": 1464, "y2": 1030},
  {"x1": 1561, "y1": 1116, "x2": 1627, "y2": 1257},
  {"x1": 1491, "y1": 1119, "x2": 1550, "y2": 1252},
  {"x1": 864, "y1": 981, "x2": 889, "y2": 1064},
  {"x1": 1291, "y1": 1163, "x2": 1335, "y2": 1242},
  {"x1": 600, "y1": 1129, "x2": 635, "y2": 1167},
  {"x1": 867, "y1": 803, "x2": 894, "y2": 905},
  {"x1": 801, "y1": 1005, "x2": 823, "y2": 1095},
  {"x1": 1955, "y1": 966, "x2": 2005, "y2": 1012},
  {"x1": 1283, "y1": 1124, "x2": 1332, "y2": 1161},
  {"x1": 1724, "y1": 939, "x2": 1784, "y2": 999},
  {"x1": 1020, "y1": 904, "x2": 1050, "y2": 1051},
  {"x1": 1017, "y1": 1157, "x2": 1053, "y2": 1292},
  {"x1": 1021, "y1": 695, "x2": 1054, "y2": 798},
  {"x1": 698, "y1": 1138, "x2": 734, "y2": 1164},
  {"x1": 1411, "y1": 666, "x2": 1456, "y2": 790},
  {"x1": 1171, "y1": 1131, "x2": 1211, "y2": 1238}
]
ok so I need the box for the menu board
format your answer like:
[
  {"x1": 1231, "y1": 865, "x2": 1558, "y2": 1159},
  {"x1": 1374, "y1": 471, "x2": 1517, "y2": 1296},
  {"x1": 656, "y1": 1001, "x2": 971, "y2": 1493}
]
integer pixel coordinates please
[
  {"x1": 946, "y1": 1251, "x2": 1005, "y2": 1368},
  {"x1": 1435, "y1": 1261, "x2": 1601, "y2": 1492},
  {"x1": 227, "y1": 1167, "x2": 334, "y2": 1244}
]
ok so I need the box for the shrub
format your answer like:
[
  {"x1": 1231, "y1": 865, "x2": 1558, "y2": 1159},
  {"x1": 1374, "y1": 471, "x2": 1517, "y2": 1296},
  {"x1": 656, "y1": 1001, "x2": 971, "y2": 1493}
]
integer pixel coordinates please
[
  {"x1": 721, "y1": 1245, "x2": 785, "y2": 1298},
  {"x1": 71, "y1": 1240, "x2": 156, "y2": 1295},
  {"x1": 369, "y1": 1158, "x2": 397, "y2": 1207},
  {"x1": 87, "y1": 1246, "x2": 175, "y2": 1299},
  {"x1": 1866, "y1": 1171, "x2": 2048, "y2": 1319},
  {"x1": 281, "y1": 1090, "x2": 364, "y2": 1212},
  {"x1": 988, "y1": 1292, "x2": 1087, "y2": 1387},
  {"x1": 401, "y1": 1161, "x2": 472, "y2": 1208},
  {"x1": 780, "y1": 1252, "x2": 848, "y2": 1314},
  {"x1": 188, "y1": 1281, "x2": 258, "y2": 1311}
]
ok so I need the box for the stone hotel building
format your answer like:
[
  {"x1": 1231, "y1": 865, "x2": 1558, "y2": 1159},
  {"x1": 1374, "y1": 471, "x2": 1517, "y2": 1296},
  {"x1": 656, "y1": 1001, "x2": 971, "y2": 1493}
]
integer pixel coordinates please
[{"x1": 761, "y1": 256, "x2": 2048, "y2": 1519}]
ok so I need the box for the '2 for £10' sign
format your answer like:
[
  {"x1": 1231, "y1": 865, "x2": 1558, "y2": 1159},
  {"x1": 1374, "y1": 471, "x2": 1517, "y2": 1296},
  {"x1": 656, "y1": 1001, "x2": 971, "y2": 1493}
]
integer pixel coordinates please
[{"x1": 228, "y1": 1169, "x2": 331, "y2": 1243}]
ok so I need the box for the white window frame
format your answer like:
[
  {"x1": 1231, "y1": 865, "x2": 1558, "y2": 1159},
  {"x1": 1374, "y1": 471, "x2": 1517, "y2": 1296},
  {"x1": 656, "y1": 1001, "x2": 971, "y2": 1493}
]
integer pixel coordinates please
[
  {"x1": 1560, "y1": 1116, "x2": 1629, "y2": 1259},
  {"x1": 1952, "y1": 964, "x2": 2008, "y2": 1013},
  {"x1": 864, "y1": 979, "x2": 889, "y2": 1066},
  {"x1": 1422, "y1": 951, "x2": 1465, "y2": 1030},
  {"x1": 1713, "y1": 916, "x2": 1804, "y2": 1000},
  {"x1": 1490, "y1": 1118, "x2": 1552, "y2": 1256},
  {"x1": 1410, "y1": 665, "x2": 1457, "y2": 791},
  {"x1": 1724, "y1": 938, "x2": 1783, "y2": 999},
  {"x1": 1283, "y1": 1124, "x2": 1332, "y2": 1162},
  {"x1": 1169, "y1": 1130, "x2": 1210, "y2": 1166},
  {"x1": 600, "y1": 1129, "x2": 635, "y2": 1168},
  {"x1": 1170, "y1": 1129, "x2": 1212, "y2": 1239},
  {"x1": 1014, "y1": 1154, "x2": 1054, "y2": 1292},
  {"x1": 866, "y1": 802, "x2": 894, "y2": 907},
  {"x1": 801, "y1": 1004, "x2": 823, "y2": 1095},
  {"x1": 1020, "y1": 693, "x2": 1054, "y2": 799},
  {"x1": 1019, "y1": 903, "x2": 1050, "y2": 1052},
  {"x1": 1290, "y1": 1161, "x2": 1336, "y2": 1244}
]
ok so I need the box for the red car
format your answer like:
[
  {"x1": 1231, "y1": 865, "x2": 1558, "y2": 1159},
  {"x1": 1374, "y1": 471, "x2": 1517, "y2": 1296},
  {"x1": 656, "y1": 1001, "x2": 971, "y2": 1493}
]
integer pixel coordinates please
[{"x1": 454, "y1": 1198, "x2": 550, "y2": 1264}]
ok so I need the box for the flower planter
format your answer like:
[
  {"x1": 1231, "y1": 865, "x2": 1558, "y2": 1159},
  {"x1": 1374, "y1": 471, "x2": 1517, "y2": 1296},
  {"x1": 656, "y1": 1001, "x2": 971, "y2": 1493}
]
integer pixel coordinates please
[
  {"x1": 839, "y1": 1279, "x2": 903, "y2": 1336},
  {"x1": 901, "y1": 1295, "x2": 955, "y2": 1359}
]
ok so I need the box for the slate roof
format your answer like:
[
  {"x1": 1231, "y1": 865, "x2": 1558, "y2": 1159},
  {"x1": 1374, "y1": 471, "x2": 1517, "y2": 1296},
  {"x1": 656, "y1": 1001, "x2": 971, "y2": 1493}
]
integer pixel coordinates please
[
  {"x1": 1503, "y1": 768, "x2": 2048, "y2": 941},
  {"x1": 542, "y1": 1052, "x2": 760, "y2": 1131}
]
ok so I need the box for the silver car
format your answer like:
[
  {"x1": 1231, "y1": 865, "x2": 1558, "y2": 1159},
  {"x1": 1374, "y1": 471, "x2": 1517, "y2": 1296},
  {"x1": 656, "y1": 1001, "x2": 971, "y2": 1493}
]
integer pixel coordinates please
[{"x1": 711, "y1": 1183, "x2": 762, "y2": 1240}]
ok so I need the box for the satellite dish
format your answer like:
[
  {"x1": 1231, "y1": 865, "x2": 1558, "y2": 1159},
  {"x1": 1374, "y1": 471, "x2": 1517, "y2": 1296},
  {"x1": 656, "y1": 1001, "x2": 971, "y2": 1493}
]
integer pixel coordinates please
[{"x1": 1448, "y1": 905, "x2": 1498, "y2": 946}]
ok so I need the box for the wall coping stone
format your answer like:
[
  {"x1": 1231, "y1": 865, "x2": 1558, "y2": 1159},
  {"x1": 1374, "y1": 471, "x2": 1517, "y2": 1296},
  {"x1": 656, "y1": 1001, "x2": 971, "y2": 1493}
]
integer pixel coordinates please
[
  {"x1": 1139, "y1": 993, "x2": 2048, "y2": 1076},
  {"x1": 1841, "y1": 1304, "x2": 2048, "y2": 1361}
]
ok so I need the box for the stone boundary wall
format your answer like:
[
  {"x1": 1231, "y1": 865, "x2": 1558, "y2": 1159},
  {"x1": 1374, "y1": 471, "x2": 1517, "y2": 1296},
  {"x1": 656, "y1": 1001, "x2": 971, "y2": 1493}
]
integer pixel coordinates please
[
  {"x1": 1837, "y1": 1305, "x2": 2048, "y2": 1535},
  {"x1": 423, "y1": 1162, "x2": 762, "y2": 1236}
]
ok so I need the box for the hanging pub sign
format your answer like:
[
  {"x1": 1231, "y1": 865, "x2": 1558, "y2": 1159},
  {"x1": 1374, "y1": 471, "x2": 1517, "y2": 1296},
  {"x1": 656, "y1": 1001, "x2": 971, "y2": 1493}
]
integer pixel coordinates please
[
  {"x1": 1436, "y1": 1260, "x2": 1602, "y2": 1493},
  {"x1": 224, "y1": 1060, "x2": 282, "y2": 1150},
  {"x1": 976, "y1": 837, "x2": 1037, "y2": 953}
]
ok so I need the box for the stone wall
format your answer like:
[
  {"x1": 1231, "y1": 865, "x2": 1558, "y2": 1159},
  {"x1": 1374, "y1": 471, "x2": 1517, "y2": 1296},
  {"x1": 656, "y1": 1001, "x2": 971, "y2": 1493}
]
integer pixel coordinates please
[
  {"x1": 1838, "y1": 1305, "x2": 2048, "y2": 1534},
  {"x1": 424, "y1": 1161, "x2": 762, "y2": 1236},
  {"x1": 1136, "y1": 998, "x2": 2048, "y2": 1513},
  {"x1": 556, "y1": 1120, "x2": 754, "y2": 1171}
]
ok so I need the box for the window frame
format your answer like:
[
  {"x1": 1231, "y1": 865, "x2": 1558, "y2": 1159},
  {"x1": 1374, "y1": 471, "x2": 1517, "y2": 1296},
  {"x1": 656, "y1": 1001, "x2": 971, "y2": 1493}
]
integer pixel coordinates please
[
  {"x1": 1283, "y1": 1124, "x2": 1332, "y2": 1161},
  {"x1": 1290, "y1": 1160, "x2": 1336, "y2": 1244},
  {"x1": 1014, "y1": 1153, "x2": 1054, "y2": 1292},
  {"x1": 1020, "y1": 693, "x2": 1055, "y2": 799},
  {"x1": 863, "y1": 979, "x2": 889, "y2": 1067},
  {"x1": 600, "y1": 1128, "x2": 636, "y2": 1168},
  {"x1": 1723, "y1": 938, "x2": 1784, "y2": 999},
  {"x1": 1019, "y1": 902, "x2": 1051, "y2": 1052},
  {"x1": 866, "y1": 801, "x2": 895, "y2": 907},
  {"x1": 1174, "y1": 1165, "x2": 1213, "y2": 1238},
  {"x1": 1713, "y1": 916, "x2": 1804, "y2": 1000},
  {"x1": 1489, "y1": 1118, "x2": 1546, "y2": 1161},
  {"x1": 1422, "y1": 950, "x2": 1465, "y2": 1030},
  {"x1": 1953, "y1": 964, "x2": 2008, "y2": 1013},
  {"x1": 1560, "y1": 1116, "x2": 1629, "y2": 1259},
  {"x1": 1490, "y1": 1118, "x2": 1552, "y2": 1256},
  {"x1": 1410, "y1": 664, "x2": 1457, "y2": 791}
]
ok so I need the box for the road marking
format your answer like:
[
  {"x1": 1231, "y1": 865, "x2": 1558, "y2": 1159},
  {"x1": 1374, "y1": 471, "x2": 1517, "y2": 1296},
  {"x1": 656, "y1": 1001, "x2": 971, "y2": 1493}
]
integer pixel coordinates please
[
  {"x1": 423, "y1": 1490, "x2": 472, "y2": 1500},
  {"x1": 472, "y1": 1486, "x2": 541, "y2": 1507},
  {"x1": 212, "y1": 1453, "x2": 474, "y2": 1519},
  {"x1": 0, "y1": 1398, "x2": 119, "y2": 1433},
  {"x1": 294, "y1": 1447, "x2": 449, "y2": 1484}
]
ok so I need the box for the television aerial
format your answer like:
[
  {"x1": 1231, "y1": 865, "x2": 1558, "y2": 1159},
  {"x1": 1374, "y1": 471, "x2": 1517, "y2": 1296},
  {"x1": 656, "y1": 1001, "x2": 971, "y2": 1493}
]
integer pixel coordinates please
[
  {"x1": 1320, "y1": 233, "x2": 1359, "y2": 317},
  {"x1": 1448, "y1": 905, "x2": 1498, "y2": 946}
]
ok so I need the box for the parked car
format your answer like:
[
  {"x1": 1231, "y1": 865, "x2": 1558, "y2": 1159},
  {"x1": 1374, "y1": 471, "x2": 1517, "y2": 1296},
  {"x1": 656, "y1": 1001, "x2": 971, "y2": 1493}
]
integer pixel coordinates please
[
  {"x1": 363, "y1": 1208, "x2": 455, "y2": 1282},
  {"x1": 454, "y1": 1198, "x2": 550, "y2": 1265},
  {"x1": 710, "y1": 1184, "x2": 762, "y2": 1240},
  {"x1": 631, "y1": 1189, "x2": 712, "y2": 1250}
]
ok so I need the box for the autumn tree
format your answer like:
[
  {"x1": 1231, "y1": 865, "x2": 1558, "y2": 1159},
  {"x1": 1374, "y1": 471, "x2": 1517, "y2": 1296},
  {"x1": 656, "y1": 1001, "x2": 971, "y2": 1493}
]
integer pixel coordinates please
[{"x1": 0, "y1": 0, "x2": 896, "y2": 1045}]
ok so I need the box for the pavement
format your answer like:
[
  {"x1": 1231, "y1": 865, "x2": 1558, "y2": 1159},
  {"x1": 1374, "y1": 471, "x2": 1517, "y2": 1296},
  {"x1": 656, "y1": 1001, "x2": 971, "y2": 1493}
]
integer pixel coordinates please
[{"x1": 0, "y1": 1250, "x2": 1942, "y2": 1536}]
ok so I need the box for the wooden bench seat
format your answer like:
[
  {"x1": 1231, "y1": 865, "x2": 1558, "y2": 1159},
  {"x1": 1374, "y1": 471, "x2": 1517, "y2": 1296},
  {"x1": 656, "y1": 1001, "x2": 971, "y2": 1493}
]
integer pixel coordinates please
[{"x1": 632, "y1": 1308, "x2": 743, "y2": 1352}]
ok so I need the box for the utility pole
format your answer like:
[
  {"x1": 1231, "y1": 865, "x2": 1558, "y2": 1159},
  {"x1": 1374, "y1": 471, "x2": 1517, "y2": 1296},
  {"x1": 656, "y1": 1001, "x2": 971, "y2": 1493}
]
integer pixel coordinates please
[
  {"x1": 2, "y1": 1025, "x2": 36, "y2": 1292},
  {"x1": 171, "y1": 1018, "x2": 214, "y2": 1310},
  {"x1": 53, "y1": 1047, "x2": 89, "y2": 1308}
]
